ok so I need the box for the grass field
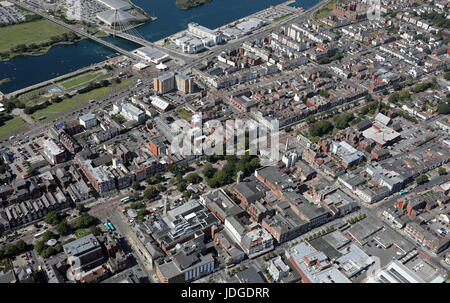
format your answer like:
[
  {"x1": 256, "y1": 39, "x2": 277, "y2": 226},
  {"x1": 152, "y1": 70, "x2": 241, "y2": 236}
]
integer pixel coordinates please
[
  {"x1": 77, "y1": 86, "x2": 113, "y2": 102},
  {"x1": 75, "y1": 229, "x2": 90, "y2": 239},
  {"x1": 0, "y1": 117, "x2": 28, "y2": 137},
  {"x1": 115, "y1": 77, "x2": 137, "y2": 90},
  {"x1": 313, "y1": 0, "x2": 336, "y2": 21},
  {"x1": 177, "y1": 108, "x2": 193, "y2": 121},
  {"x1": 30, "y1": 98, "x2": 85, "y2": 120},
  {"x1": 0, "y1": 19, "x2": 72, "y2": 53},
  {"x1": 60, "y1": 71, "x2": 104, "y2": 90}
]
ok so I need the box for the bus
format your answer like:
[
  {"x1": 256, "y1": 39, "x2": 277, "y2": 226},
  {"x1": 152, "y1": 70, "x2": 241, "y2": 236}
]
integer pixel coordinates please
[
  {"x1": 400, "y1": 190, "x2": 409, "y2": 195},
  {"x1": 108, "y1": 223, "x2": 115, "y2": 231},
  {"x1": 104, "y1": 222, "x2": 111, "y2": 231},
  {"x1": 121, "y1": 196, "x2": 132, "y2": 204},
  {"x1": 34, "y1": 231, "x2": 45, "y2": 238}
]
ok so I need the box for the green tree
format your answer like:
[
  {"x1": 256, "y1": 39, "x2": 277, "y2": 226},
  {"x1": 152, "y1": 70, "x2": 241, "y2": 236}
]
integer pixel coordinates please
[
  {"x1": 177, "y1": 181, "x2": 187, "y2": 192},
  {"x1": 416, "y1": 174, "x2": 429, "y2": 185},
  {"x1": 437, "y1": 102, "x2": 450, "y2": 115},
  {"x1": 144, "y1": 186, "x2": 158, "y2": 200},
  {"x1": 73, "y1": 213, "x2": 96, "y2": 229},
  {"x1": 89, "y1": 226, "x2": 102, "y2": 236},
  {"x1": 34, "y1": 240, "x2": 46, "y2": 254},
  {"x1": 57, "y1": 220, "x2": 71, "y2": 236},
  {"x1": 42, "y1": 231, "x2": 57, "y2": 242},
  {"x1": 202, "y1": 163, "x2": 215, "y2": 178},
  {"x1": 186, "y1": 172, "x2": 201, "y2": 184},
  {"x1": 309, "y1": 120, "x2": 333, "y2": 137},
  {"x1": 131, "y1": 181, "x2": 140, "y2": 191},
  {"x1": 438, "y1": 167, "x2": 447, "y2": 175},
  {"x1": 44, "y1": 211, "x2": 61, "y2": 226},
  {"x1": 76, "y1": 203, "x2": 85, "y2": 212},
  {"x1": 333, "y1": 113, "x2": 354, "y2": 129}
]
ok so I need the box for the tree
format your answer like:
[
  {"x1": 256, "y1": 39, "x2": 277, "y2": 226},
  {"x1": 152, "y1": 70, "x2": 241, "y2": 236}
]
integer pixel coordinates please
[
  {"x1": 202, "y1": 163, "x2": 215, "y2": 178},
  {"x1": 309, "y1": 120, "x2": 333, "y2": 137},
  {"x1": 15, "y1": 240, "x2": 27, "y2": 253},
  {"x1": 437, "y1": 102, "x2": 450, "y2": 115},
  {"x1": 34, "y1": 240, "x2": 46, "y2": 254},
  {"x1": 131, "y1": 181, "x2": 140, "y2": 191},
  {"x1": 89, "y1": 226, "x2": 102, "y2": 236},
  {"x1": 44, "y1": 211, "x2": 61, "y2": 226},
  {"x1": 42, "y1": 231, "x2": 57, "y2": 242},
  {"x1": 73, "y1": 213, "x2": 96, "y2": 229},
  {"x1": 144, "y1": 187, "x2": 158, "y2": 200},
  {"x1": 177, "y1": 181, "x2": 187, "y2": 192},
  {"x1": 176, "y1": 174, "x2": 183, "y2": 182},
  {"x1": 186, "y1": 172, "x2": 201, "y2": 184},
  {"x1": 333, "y1": 113, "x2": 354, "y2": 129},
  {"x1": 76, "y1": 203, "x2": 85, "y2": 212},
  {"x1": 438, "y1": 167, "x2": 447, "y2": 176},
  {"x1": 416, "y1": 174, "x2": 429, "y2": 185},
  {"x1": 285, "y1": 125, "x2": 292, "y2": 132},
  {"x1": 57, "y1": 220, "x2": 71, "y2": 236},
  {"x1": 157, "y1": 184, "x2": 166, "y2": 192}
]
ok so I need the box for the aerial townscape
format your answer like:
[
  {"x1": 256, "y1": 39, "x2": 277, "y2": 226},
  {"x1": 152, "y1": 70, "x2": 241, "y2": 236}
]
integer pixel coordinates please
[{"x1": 0, "y1": 0, "x2": 448, "y2": 287}]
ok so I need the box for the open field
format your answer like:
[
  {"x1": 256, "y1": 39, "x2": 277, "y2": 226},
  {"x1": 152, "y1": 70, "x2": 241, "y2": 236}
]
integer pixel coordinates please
[
  {"x1": 0, "y1": 117, "x2": 29, "y2": 138},
  {"x1": 30, "y1": 98, "x2": 85, "y2": 120},
  {"x1": 313, "y1": 0, "x2": 336, "y2": 21},
  {"x1": 76, "y1": 86, "x2": 113, "y2": 102},
  {"x1": 0, "y1": 19, "x2": 72, "y2": 53},
  {"x1": 60, "y1": 71, "x2": 104, "y2": 90},
  {"x1": 177, "y1": 108, "x2": 193, "y2": 121}
]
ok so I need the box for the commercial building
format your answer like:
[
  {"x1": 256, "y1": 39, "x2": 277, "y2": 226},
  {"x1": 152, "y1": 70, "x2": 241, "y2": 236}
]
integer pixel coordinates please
[
  {"x1": 77, "y1": 159, "x2": 116, "y2": 194},
  {"x1": 63, "y1": 234, "x2": 104, "y2": 278},
  {"x1": 286, "y1": 242, "x2": 351, "y2": 283},
  {"x1": 200, "y1": 189, "x2": 244, "y2": 222},
  {"x1": 156, "y1": 252, "x2": 215, "y2": 283},
  {"x1": 43, "y1": 139, "x2": 66, "y2": 165},
  {"x1": 134, "y1": 47, "x2": 170, "y2": 64},
  {"x1": 268, "y1": 256, "x2": 290, "y2": 281},
  {"x1": 148, "y1": 199, "x2": 220, "y2": 254},
  {"x1": 96, "y1": 9, "x2": 135, "y2": 26},
  {"x1": 96, "y1": 0, "x2": 132, "y2": 10},
  {"x1": 362, "y1": 122, "x2": 401, "y2": 147},
  {"x1": 150, "y1": 96, "x2": 171, "y2": 112},
  {"x1": 365, "y1": 259, "x2": 425, "y2": 283}
]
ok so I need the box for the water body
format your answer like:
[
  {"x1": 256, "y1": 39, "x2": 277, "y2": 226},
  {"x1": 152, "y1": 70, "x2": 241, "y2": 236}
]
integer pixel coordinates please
[{"x1": 0, "y1": 0, "x2": 319, "y2": 94}]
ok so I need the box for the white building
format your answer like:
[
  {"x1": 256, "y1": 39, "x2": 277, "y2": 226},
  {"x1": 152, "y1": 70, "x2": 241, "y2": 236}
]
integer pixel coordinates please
[
  {"x1": 79, "y1": 113, "x2": 98, "y2": 129},
  {"x1": 365, "y1": 259, "x2": 425, "y2": 283},
  {"x1": 43, "y1": 139, "x2": 66, "y2": 165},
  {"x1": 268, "y1": 256, "x2": 290, "y2": 281},
  {"x1": 120, "y1": 103, "x2": 145, "y2": 121},
  {"x1": 134, "y1": 47, "x2": 170, "y2": 64},
  {"x1": 187, "y1": 22, "x2": 223, "y2": 46}
]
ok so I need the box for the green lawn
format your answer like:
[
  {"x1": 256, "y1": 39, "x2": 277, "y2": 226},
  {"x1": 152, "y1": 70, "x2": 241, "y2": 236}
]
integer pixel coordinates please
[
  {"x1": 313, "y1": 0, "x2": 336, "y2": 21},
  {"x1": 177, "y1": 108, "x2": 193, "y2": 121},
  {"x1": 115, "y1": 77, "x2": 137, "y2": 90},
  {"x1": 30, "y1": 98, "x2": 84, "y2": 120},
  {"x1": 77, "y1": 86, "x2": 113, "y2": 102},
  {"x1": 0, "y1": 19, "x2": 72, "y2": 53},
  {"x1": 60, "y1": 71, "x2": 103, "y2": 90},
  {"x1": 75, "y1": 229, "x2": 90, "y2": 239},
  {"x1": 0, "y1": 117, "x2": 28, "y2": 137}
]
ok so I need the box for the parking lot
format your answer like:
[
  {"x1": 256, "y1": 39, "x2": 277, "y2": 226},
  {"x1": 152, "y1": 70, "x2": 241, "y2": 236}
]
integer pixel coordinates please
[{"x1": 4, "y1": 138, "x2": 45, "y2": 179}]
